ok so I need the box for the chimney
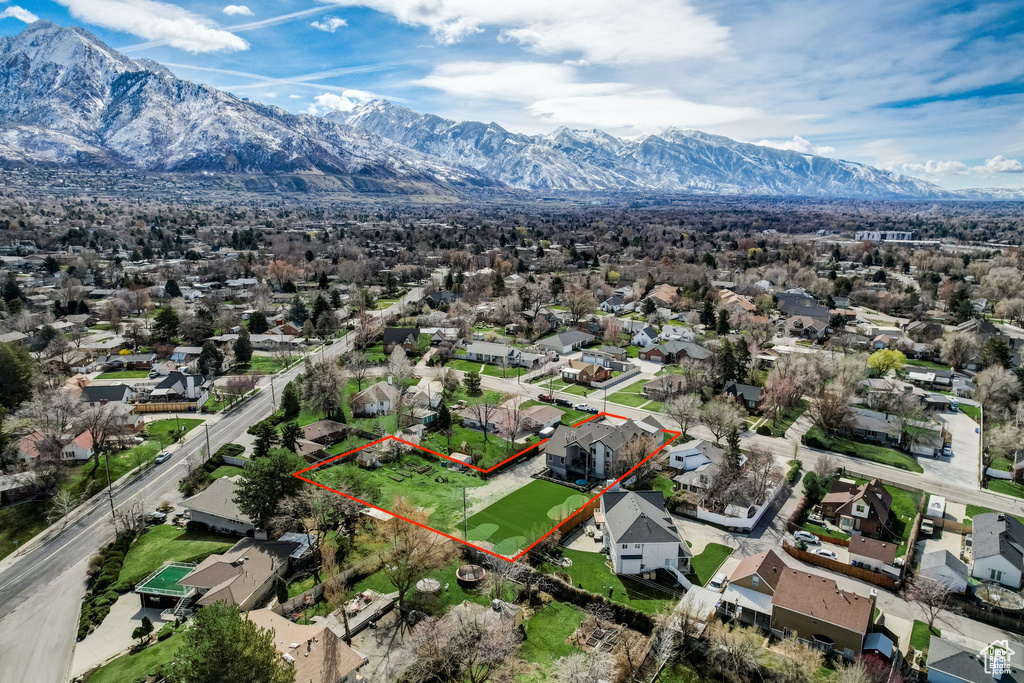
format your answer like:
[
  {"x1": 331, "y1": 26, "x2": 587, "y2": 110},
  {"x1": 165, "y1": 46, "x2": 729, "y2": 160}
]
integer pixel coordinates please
[{"x1": 999, "y1": 514, "x2": 1007, "y2": 522}]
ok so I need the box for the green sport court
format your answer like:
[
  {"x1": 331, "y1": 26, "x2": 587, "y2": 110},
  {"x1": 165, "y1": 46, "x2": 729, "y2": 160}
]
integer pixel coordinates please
[
  {"x1": 136, "y1": 562, "x2": 195, "y2": 599},
  {"x1": 463, "y1": 480, "x2": 591, "y2": 558}
]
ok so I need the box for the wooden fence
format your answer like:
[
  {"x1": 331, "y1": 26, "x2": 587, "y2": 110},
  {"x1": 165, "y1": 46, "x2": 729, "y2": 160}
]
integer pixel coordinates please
[
  {"x1": 554, "y1": 495, "x2": 601, "y2": 538},
  {"x1": 133, "y1": 401, "x2": 197, "y2": 413},
  {"x1": 782, "y1": 541, "x2": 898, "y2": 590},
  {"x1": 950, "y1": 595, "x2": 1024, "y2": 636}
]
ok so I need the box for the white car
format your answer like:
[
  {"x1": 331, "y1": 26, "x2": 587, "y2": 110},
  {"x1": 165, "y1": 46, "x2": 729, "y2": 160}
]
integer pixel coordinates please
[
  {"x1": 708, "y1": 572, "x2": 728, "y2": 592},
  {"x1": 154, "y1": 452, "x2": 172, "y2": 464},
  {"x1": 793, "y1": 530, "x2": 821, "y2": 545},
  {"x1": 813, "y1": 548, "x2": 838, "y2": 560}
]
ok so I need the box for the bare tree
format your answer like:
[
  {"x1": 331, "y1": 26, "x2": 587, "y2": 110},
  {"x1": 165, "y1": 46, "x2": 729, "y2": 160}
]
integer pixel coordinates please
[
  {"x1": 807, "y1": 386, "x2": 854, "y2": 435},
  {"x1": 939, "y1": 331, "x2": 976, "y2": 369},
  {"x1": 353, "y1": 312, "x2": 379, "y2": 350},
  {"x1": 45, "y1": 489, "x2": 81, "y2": 528},
  {"x1": 907, "y1": 576, "x2": 955, "y2": 633},
  {"x1": 831, "y1": 661, "x2": 874, "y2": 683},
  {"x1": 745, "y1": 444, "x2": 783, "y2": 504},
  {"x1": 110, "y1": 498, "x2": 145, "y2": 537},
  {"x1": 303, "y1": 359, "x2": 346, "y2": 420},
  {"x1": 344, "y1": 352, "x2": 372, "y2": 391},
  {"x1": 16, "y1": 387, "x2": 83, "y2": 464},
  {"x1": 499, "y1": 401, "x2": 526, "y2": 455},
  {"x1": 551, "y1": 651, "x2": 616, "y2": 683},
  {"x1": 613, "y1": 434, "x2": 658, "y2": 489},
  {"x1": 80, "y1": 402, "x2": 131, "y2": 470},
  {"x1": 665, "y1": 393, "x2": 701, "y2": 438},
  {"x1": 563, "y1": 284, "x2": 597, "y2": 325},
  {"x1": 707, "y1": 621, "x2": 763, "y2": 683},
  {"x1": 974, "y1": 366, "x2": 1016, "y2": 416},
  {"x1": 813, "y1": 452, "x2": 840, "y2": 481},
  {"x1": 775, "y1": 636, "x2": 824, "y2": 683},
  {"x1": 438, "y1": 366, "x2": 460, "y2": 400},
  {"x1": 701, "y1": 396, "x2": 745, "y2": 444},
  {"x1": 378, "y1": 499, "x2": 447, "y2": 607},
  {"x1": 465, "y1": 399, "x2": 500, "y2": 445}
]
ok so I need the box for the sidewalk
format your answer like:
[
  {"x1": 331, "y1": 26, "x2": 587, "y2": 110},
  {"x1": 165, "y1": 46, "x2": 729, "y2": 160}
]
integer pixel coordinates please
[{"x1": 70, "y1": 592, "x2": 168, "y2": 678}]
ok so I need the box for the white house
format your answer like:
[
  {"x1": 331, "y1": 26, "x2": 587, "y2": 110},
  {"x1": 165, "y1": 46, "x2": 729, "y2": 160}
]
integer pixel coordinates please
[
  {"x1": 350, "y1": 380, "x2": 400, "y2": 417},
  {"x1": 536, "y1": 330, "x2": 596, "y2": 355},
  {"x1": 599, "y1": 295, "x2": 625, "y2": 313},
  {"x1": 920, "y1": 550, "x2": 969, "y2": 593},
  {"x1": 660, "y1": 324, "x2": 696, "y2": 342},
  {"x1": 631, "y1": 325, "x2": 658, "y2": 347},
  {"x1": 62, "y1": 431, "x2": 95, "y2": 462},
  {"x1": 970, "y1": 513, "x2": 1024, "y2": 589},
  {"x1": 600, "y1": 490, "x2": 690, "y2": 583}
]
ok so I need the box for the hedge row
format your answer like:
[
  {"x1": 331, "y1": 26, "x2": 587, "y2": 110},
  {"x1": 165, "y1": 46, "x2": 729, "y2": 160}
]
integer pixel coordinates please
[
  {"x1": 246, "y1": 409, "x2": 285, "y2": 436},
  {"x1": 78, "y1": 534, "x2": 133, "y2": 640}
]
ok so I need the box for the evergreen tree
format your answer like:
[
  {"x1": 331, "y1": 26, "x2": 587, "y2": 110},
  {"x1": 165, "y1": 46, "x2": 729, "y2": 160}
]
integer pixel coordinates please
[
  {"x1": 734, "y1": 339, "x2": 751, "y2": 378},
  {"x1": 289, "y1": 298, "x2": 310, "y2": 325},
  {"x1": 198, "y1": 341, "x2": 224, "y2": 377},
  {"x1": 233, "y1": 327, "x2": 253, "y2": 365},
  {"x1": 251, "y1": 422, "x2": 278, "y2": 459},
  {"x1": 726, "y1": 426, "x2": 743, "y2": 471},
  {"x1": 280, "y1": 421, "x2": 302, "y2": 453},
  {"x1": 164, "y1": 279, "x2": 182, "y2": 298},
  {"x1": 310, "y1": 294, "x2": 329, "y2": 328},
  {"x1": 193, "y1": 306, "x2": 216, "y2": 341},
  {"x1": 280, "y1": 382, "x2": 301, "y2": 417},
  {"x1": 168, "y1": 602, "x2": 294, "y2": 683},
  {"x1": 234, "y1": 448, "x2": 305, "y2": 528},
  {"x1": 275, "y1": 577, "x2": 289, "y2": 605},
  {"x1": 248, "y1": 310, "x2": 269, "y2": 334},
  {"x1": 0, "y1": 343, "x2": 34, "y2": 411},
  {"x1": 444, "y1": 271, "x2": 455, "y2": 290},
  {"x1": 463, "y1": 370, "x2": 482, "y2": 395},
  {"x1": 491, "y1": 271, "x2": 506, "y2": 295},
  {"x1": 716, "y1": 308, "x2": 731, "y2": 334},
  {"x1": 318, "y1": 271, "x2": 329, "y2": 289},
  {"x1": 700, "y1": 299, "x2": 716, "y2": 327},
  {"x1": 329, "y1": 288, "x2": 342, "y2": 309},
  {"x1": 715, "y1": 339, "x2": 738, "y2": 386},
  {"x1": 153, "y1": 307, "x2": 180, "y2": 341},
  {"x1": 436, "y1": 402, "x2": 453, "y2": 448}
]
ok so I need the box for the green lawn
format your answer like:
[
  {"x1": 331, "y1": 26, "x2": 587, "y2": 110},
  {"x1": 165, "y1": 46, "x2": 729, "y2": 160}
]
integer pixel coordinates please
[
  {"x1": 209, "y1": 465, "x2": 245, "y2": 479},
  {"x1": 450, "y1": 387, "x2": 507, "y2": 406},
  {"x1": 96, "y1": 370, "x2": 150, "y2": 379},
  {"x1": 644, "y1": 401, "x2": 664, "y2": 412},
  {"x1": 147, "y1": 418, "x2": 203, "y2": 444},
  {"x1": 885, "y1": 485, "x2": 924, "y2": 557},
  {"x1": 910, "y1": 620, "x2": 940, "y2": 651},
  {"x1": 288, "y1": 573, "x2": 320, "y2": 598},
  {"x1": 314, "y1": 454, "x2": 486, "y2": 530},
  {"x1": 421, "y1": 425, "x2": 527, "y2": 470},
  {"x1": 689, "y1": 543, "x2": 733, "y2": 586},
  {"x1": 230, "y1": 356, "x2": 288, "y2": 375},
  {"x1": 0, "y1": 501, "x2": 48, "y2": 560},
  {"x1": 540, "y1": 549, "x2": 679, "y2": 614},
  {"x1": 351, "y1": 557, "x2": 516, "y2": 614},
  {"x1": 607, "y1": 390, "x2": 649, "y2": 407},
  {"x1": 519, "y1": 600, "x2": 586, "y2": 664},
  {"x1": 960, "y1": 404, "x2": 981, "y2": 420},
  {"x1": 964, "y1": 505, "x2": 1024, "y2": 524},
  {"x1": 465, "y1": 480, "x2": 590, "y2": 556},
  {"x1": 447, "y1": 359, "x2": 485, "y2": 373},
  {"x1": 801, "y1": 522, "x2": 851, "y2": 540},
  {"x1": 991, "y1": 457, "x2": 1014, "y2": 472},
  {"x1": 904, "y1": 359, "x2": 950, "y2": 370},
  {"x1": 653, "y1": 473, "x2": 675, "y2": 497},
  {"x1": 481, "y1": 364, "x2": 529, "y2": 378},
  {"x1": 804, "y1": 426, "x2": 923, "y2": 473},
  {"x1": 87, "y1": 632, "x2": 183, "y2": 683},
  {"x1": 114, "y1": 525, "x2": 236, "y2": 591},
  {"x1": 986, "y1": 479, "x2": 1024, "y2": 499}
]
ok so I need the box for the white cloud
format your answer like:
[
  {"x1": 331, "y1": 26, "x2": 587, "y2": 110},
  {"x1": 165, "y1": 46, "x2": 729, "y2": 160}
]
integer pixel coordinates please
[
  {"x1": 321, "y1": 0, "x2": 729, "y2": 64},
  {"x1": 755, "y1": 135, "x2": 836, "y2": 156},
  {"x1": 262, "y1": 92, "x2": 277, "y2": 99},
  {"x1": 310, "y1": 16, "x2": 347, "y2": 33},
  {"x1": 305, "y1": 90, "x2": 376, "y2": 115},
  {"x1": 288, "y1": 94, "x2": 302, "y2": 99},
  {"x1": 900, "y1": 160, "x2": 970, "y2": 176},
  {"x1": 55, "y1": 0, "x2": 248, "y2": 53},
  {"x1": 415, "y1": 61, "x2": 755, "y2": 132},
  {"x1": 222, "y1": 5, "x2": 253, "y2": 17},
  {"x1": 976, "y1": 155, "x2": 1024, "y2": 174},
  {"x1": 0, "y1": 5, "x2": 37, "y2": 22}
]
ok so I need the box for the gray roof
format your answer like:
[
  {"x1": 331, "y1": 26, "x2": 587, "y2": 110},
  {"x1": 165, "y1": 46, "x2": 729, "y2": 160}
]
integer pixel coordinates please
[
  {"x1": 724, "y1": 382, "x2": 762, "y2": 403},
  {"x1": 973, "y1": 513, "x2": 1024, "y2": 569},
  {"x1": 602, "y1": 491, "x2": 681, "y2": 545},
  {"x1": 81, "y1": 384, "x2": 131, "y2": 402},
  {"x1": 539, "y1": 329, "x2": 596, "y2": 347},
  {"x1": 183, "y1": 476, "x2": 252, "y2": 526},
  {"x1": 928, "y1": 636, "x2": 1023, "y2": 683},
  {"x1": 920, "y1": 549, "x2": 969, "y2": 582}
]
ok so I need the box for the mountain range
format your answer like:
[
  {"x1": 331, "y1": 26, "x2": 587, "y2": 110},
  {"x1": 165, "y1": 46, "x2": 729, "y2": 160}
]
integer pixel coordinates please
[{"x1": 0, "y1": 20, "x2": 970, "y2": 199}]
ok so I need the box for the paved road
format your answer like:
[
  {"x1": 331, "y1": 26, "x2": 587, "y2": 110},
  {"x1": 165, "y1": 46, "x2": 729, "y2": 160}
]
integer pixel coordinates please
[{"x1": 0, "y1": 287, "x2": 423, "y2": 683}]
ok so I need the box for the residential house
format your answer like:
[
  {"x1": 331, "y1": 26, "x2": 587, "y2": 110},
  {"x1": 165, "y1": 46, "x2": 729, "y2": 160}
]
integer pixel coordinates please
[
  {"x1": 581, "y1": 346, "x2": 628, "y2": 368},
  {"x1": 105, "y1": 352, "x2": 157, "y2": 370},
  {"x1": 350, "y1": 380, "x2": 400, "y2": 417},
  {"x1": 170, "y1": 346, "x2": 204, "y2": 364},
  {"x1": 927, "y1": 636, "x2": 1023, "y2": 683},
  {"x1": 382, "y1": 327, "x2": 421, "y2": 353},
  {"x1": 599, "y1": 295, "x2": 625, "y2": 313},
  {"x1": 638, "y1": 340, "x2": 711, "y2": 364},
  {"x1": 247, "y1": 609, "x2": 367, "y2": 683},
  {"x1": 561, "y1": 360, "x2": 611, "y2": 386},
  {"x1": 463, "y1": 341, "x2": 543, "y2": 368},
  {"x1": 723, "y1": 382, "x2": 763, "y2": 412},
  {"x1": 520, "y1": 404, "x2": 563, "y2": 432},
  {"x1": 820, "y1": 478, "x2": 892, "y2": 537},
  {"x1": 425, "y1": 290, "x2": 456, "y2": 309},
  {"x1": 669, "y1": 438, "x2": 744, "y2": 494},
  {"x1": 848, "y1": 536, "x2": 899, "y2": 575},
  {"x1": 920, "y1": 550, "x2": 969, "y2": 593},
  {"x1": 660, "y1": 325, "x2": 696, "y2": 342},
  {"x1": 631, "y1": 325, "x2": 658, "y2": 347},
  {"x1": 600, "y1": 490, "x2": 690, "y2": 581},
  {"x1": 536, "y1": 330, "x2": 596, "y2": 354},
  {"x1": 302, "y1": 419, "x2": 350, "y2": 447},
  {"x1": 784, "y1": 315, "x2": 827, "y2": 340},
  {"x1": 0, "y1": 330, "x2": 28, "y2": 345},
  {"x1": 544, "y1": 416, "x2": 665, "y2": 482},
  {"x1": 718, "y1": 289, "x2": 757, "y2": 315},
  {"x1": 148, "y1": 372, "x2": 210, "y2": 405},
  {"x1": 62, "y1": 431, "x2": 95, "y2": 462},
  {"x1": 776, "y1": 291, "x2": 830, "y2": 320},
  {"x1": 645, "y1": 283, "x2": 679, "y2": 308},
  {"x1": 905, "y1": 367, "x2": 954, "y2": 389},
  {"x1": 770, "y1": 568, "x2": 875, "y2": 659},
  {"x1": 0, "y1": 472, "x2": 37, "y2": 507},
  {"x1": 971, "y1": 513, "x2": 1024, "y2": 589},
  {"x1": 719, "y1": 549, "x2": 786, "y2": 630},
  {"x1": 179, "y1": 537, "x2": 298, "y2": 610},
  {"x1": 642, "y1": 375, "x2": 686, "y2": 401},
  {"x1": 182, "y1": 476, "x2": 255, "y2": 535},
  {"x1": 841, "y1": 407, "x2": 946, "y2": 457},
  {"x1": 80, "y1": 383, "x2": 133, "y2": 407},
  {"x1": 406, "y1": 380, "x2": 443, "y2": 409}
]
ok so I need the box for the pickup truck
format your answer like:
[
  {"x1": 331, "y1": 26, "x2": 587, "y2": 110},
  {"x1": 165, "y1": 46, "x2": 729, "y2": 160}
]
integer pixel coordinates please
[
  {"x1": 554, "y1": 398, "x2": 573, "y2": 408},
  {"x1": 920, "y1": 519, "x2": 934, "y2": 536},
  {"x1": 538, "y1": 394, "x2": 554, "y2": 403}
]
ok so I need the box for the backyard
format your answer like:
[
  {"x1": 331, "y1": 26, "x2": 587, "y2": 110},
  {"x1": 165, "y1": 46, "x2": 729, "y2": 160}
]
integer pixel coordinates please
[
  {"x1": 539, "y1": 548, "x2": 680, "y2": 614},
  {"x1": 420, "y1": 425, "x2": 534, "y2": 470},
  {"x1": 96, "y1": 370, "x2": 150, "y2": 380},
  {"x1": 113, "y1": 524, "x2": 236, "y2": 591},
  {"x1": 518, "y1": 600, "x2": 586, "y2": 675},
  {"x1": 463, "y1": 479, "x2": 593, "y2": 557},
  {"x1": 688, "y1": 543, "x2": 734, "y2": 586}
]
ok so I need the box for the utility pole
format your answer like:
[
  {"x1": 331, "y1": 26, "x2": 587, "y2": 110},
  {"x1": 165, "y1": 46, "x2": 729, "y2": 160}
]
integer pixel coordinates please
[
  {"x1": 104, "y1": 452, "x2": 115, "y2": 518},
  {"x1": 462, "y1": 487, "x2": 468, "y2": 541},
  {"x1": 270, "y1": 376, "x2": 277, "y2": 409},
  {"x1": 204, "y1": 422, "x2": 212, "y2": 462}
]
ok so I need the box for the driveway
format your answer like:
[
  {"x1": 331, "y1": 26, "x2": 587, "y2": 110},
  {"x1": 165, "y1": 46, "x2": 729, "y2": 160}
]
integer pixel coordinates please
[
  {"x1": 71, "y1": 592, "x2": 168, "y2": 678},
  {"x1": 917, "y1": 410, "x2": 981, "y2": 488}
]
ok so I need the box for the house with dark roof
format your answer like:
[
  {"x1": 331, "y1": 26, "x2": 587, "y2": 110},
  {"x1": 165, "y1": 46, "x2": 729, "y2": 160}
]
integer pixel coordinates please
[
  {"x1": 149, "y1": 372, "x2": 210, "y2": 404},
  {"x1": 544, "y1": 416, "x2": 665, "y2": 482},
  {"x1": 848, "y1": 536, "x2": 899, "y2": 575},
  {"x1": 631, "y1": 325, "x2": 658, "y2": 347},
  {"x1": 770, "y1": 568, "x2": 876, "y2": 659},
  {"x1": 971, "y1": 513, "x2": 1024, "y2": 589},
  {"x1": 638, "y1": 340, "x2": 711, "y2": 364},
  {"x1": 719, "y1": 549, "x2": 787, "y2": 629},
  {"x1": 927, "y1": 636, "x2": 1023, "y2": 683},
  {"x1": 723, "y1": 382, "x2": 763, "y2": 412},
  {"x1": 599, "y1": 294, "x2": 625, "y2": 313},
  {"x1": 667, "y1": 438, "x2": 745, "y2": 494},
  {"x1": 382, "y1": 327, "x2": 420, "y2": 353},
  {"x1": 536, "y1": 329, "x2": 596, "y2": 354},
  {"x1": 425, "y1": 290, "x2": 456, "y2": 309},
  {"x1": 80, "y1": 383, "x2": 133, "y2": 407},
  {"x1": 600, "y1": 490, "x2": 690, "y2": 582},
  {"x1": 820, "y1": 478, "x2": 892, "y2": 537}
]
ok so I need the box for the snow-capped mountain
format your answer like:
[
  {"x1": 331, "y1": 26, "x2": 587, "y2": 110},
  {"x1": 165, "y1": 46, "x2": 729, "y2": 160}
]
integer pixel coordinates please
[
  {"x1": 330, "y1": 100, "x2": 952, "y2": 198},
  {"x1": 0, "y1": 21, "x2": 958, "y2": 199},
  {"x1": 0, "y1": 21, "x2": 494, "y2": 192}
]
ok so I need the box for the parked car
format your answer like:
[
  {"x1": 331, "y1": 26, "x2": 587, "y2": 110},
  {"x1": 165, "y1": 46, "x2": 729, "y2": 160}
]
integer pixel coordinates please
[
  {"x1": 812, "y1": 548, "x2": 838, "y2": 560},
  {"x1": 144, "y1": 511, "x2": 167, "y2": 525},
  {"x1": 920, "y1": 519, "x2": 934, "y2": 536},
  {"x1": 793, "y1": 530, "x2": 821, "y2": 545},
  {"x1": 538, "y1": 394, "x2": 555, "y2": 403},
  {"x1": 574, "y1": 403, "x2": 596, "y2": 413},
  {"x1": 154, "y1": 451, "x2": 172, "y2": 464},
  {"x1": 708, "y1": 572, "x2": 728, "y2": 592},
  {"x1": 942, "y1": 444, "x2": 952, "y2": 457},
  {"x1": 148, "y1": 370, "x2": 159, "y2": 379},
  {"x1": 555, "y1": 398, "x2": 573, "y2": 408}
]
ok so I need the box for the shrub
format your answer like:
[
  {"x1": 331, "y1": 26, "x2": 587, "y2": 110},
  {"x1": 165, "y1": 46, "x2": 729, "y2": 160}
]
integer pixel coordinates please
[
  {"x1": 156, "y1": 623, "x2": 175, "y2": 641},
  {"x1": 247, "y1": 411, "x2": 284, "y2": 435},
  {"x1": 186, "y1": 520, "x2": 209, "y2": 533},
  {"x1": 756, "y1": 425, "x2": 772, "y2": 436},
  {"x1": 213, "y1": 443, "x2": 245, "y2": 460},
  {"x1": 786, "y1": 460, "x2": 802, "y2": 485}
]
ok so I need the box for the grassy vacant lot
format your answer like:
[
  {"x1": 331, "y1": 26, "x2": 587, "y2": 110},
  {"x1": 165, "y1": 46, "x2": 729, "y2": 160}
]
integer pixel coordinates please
[
  {"x1": 465, "y1": 480, "x2": 589, "y2": 556},
  {"x1": 314, "y1": 453, "x2": 485, "y2": 530},
  {"x1": 965, "y1": 505, "x2": 1024, "y2": 523},
  {"x1": 422, "y1": 425, "x2": 533, "y2": 470},
  {"x1": 607, "y1": 381, "x2": 649, "y2": 407},
  {"x1": 910, "y1": 620, "x2": 940, "y2": 651},
  {"x1": 535, "y1": 376, "x2": 590, "y2": 396},
  {"x1": 447, "y1": 358, "x2": 485, "y2": 373},
  {"x1": 804, "y1": 426, "x2": 923, "y2": 473},
  {"x1": 904, "y1": 359, "x2": 950, "y2": 371},
  {"x1": 114, "y1": 525, "x2": 236, "y2": 590},
  {"x1": 96, "y1": 370, "x2": 150, "y2": 380},
  {"x1": 689, "y1": 543, "x2": 733, "y2": 586},
  {"x1": 229, "y1": 355, "x2": 288, "y2": 375},
  {"x1": 87, "y1": 632, "x2": 183, "y2": 683},
  {"x1": 0, "y1": 501, "x2": 48, "y2": 560},
  {"x1": 539, "y1": 549, "x2": 680, "y2": 614},
  {"x1": 519, "y1": 600, "x2": 586, "y2": 665}
]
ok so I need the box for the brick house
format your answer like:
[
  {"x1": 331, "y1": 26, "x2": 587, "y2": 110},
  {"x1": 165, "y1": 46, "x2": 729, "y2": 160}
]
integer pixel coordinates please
[{"x1": 561, "y1": 360, "x2": 611, "y2": 386}]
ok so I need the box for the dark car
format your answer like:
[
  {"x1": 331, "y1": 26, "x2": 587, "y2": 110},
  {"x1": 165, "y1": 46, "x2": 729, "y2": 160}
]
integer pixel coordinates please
[
  {"x1": 538, "y1": 394, "x2": 555, "y2": 403},
  {"x1": 555, "y1": 398, "x2": 573, "y2": 408}
]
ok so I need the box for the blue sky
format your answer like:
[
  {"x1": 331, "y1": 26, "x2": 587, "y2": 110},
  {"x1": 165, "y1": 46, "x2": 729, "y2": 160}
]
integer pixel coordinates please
[{"x1": 1, "y1": 0, "x2": 1023, "y2": 189}]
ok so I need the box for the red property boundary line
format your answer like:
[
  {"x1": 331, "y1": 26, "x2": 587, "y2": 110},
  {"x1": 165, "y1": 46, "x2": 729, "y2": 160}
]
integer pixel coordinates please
[{"x1": 292, "y1": 411, "x2": 681, "y2": 563}]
